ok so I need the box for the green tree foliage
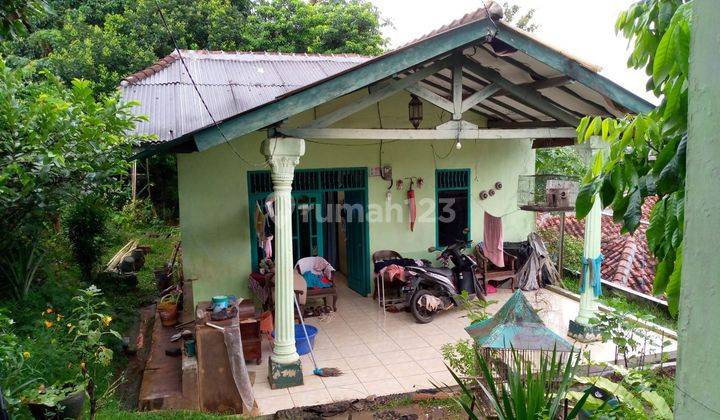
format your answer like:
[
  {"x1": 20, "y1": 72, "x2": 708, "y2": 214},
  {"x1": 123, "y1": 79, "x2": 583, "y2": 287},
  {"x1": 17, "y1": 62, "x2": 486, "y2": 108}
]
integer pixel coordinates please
[
  {"x1": 502, "y1": 1, "x2": 538, "y2": 32},
  {"x1": 536, "y1": 147, "x2": 587, "y2": 178},
  {"x1": 0, "y1": 58, "x2": 144, "y2": 290},
  {"x1": 4, "y1": 0, "x2": 387, "y2": 94},
  {"x1": 574, "y1": 0, "x2": 690, "y2": 315},
  {"x1": 66, "y1": 197, "x2": 109, "y2": 281},
  {"x1": 0, "y1": 0, "x2": 49, "y2": 40},
  {"x1": 245, "y1": 0, "x2": 385, "y2": 54}
]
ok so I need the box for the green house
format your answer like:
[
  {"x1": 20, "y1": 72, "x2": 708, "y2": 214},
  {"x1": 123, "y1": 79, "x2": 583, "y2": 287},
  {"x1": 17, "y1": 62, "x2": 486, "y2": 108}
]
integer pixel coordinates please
[{"x1": 121, "y1": 6, "x2": 650, "y2": 376}]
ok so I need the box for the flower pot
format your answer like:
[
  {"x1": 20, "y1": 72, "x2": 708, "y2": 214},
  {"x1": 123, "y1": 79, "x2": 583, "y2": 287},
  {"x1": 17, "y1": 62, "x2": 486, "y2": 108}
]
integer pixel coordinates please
[
  {"x1": 153, "y1": 267, "x2": 172, "y2": 292},
  {"x1": 28, "y1": 389, "x2": 85, "y2": 420},
  {"x1": 158, "y1": 302, "x2": 179, "y2": 327}
]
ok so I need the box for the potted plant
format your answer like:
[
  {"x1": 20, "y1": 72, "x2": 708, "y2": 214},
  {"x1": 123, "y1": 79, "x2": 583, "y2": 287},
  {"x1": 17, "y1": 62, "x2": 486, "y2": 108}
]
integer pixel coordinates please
[
  {"x1": 25, "y1": 383, "x2": 85, "y2": 420},
  {"x1": 157, "y1": 292, "x2": 181, "y2": 327},
  {"x1": 1, "y1": 311, "x2": 36, "y2": 418}
]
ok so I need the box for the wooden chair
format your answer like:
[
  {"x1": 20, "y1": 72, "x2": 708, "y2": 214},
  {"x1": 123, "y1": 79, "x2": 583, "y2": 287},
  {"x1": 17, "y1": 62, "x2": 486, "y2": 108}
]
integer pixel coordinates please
[
  {"x1": 474, "y1": 244, "x2": 518, "y2": 291},
  {"x1": 294, "y1": 257, "x2": 338, "y2": 312}
]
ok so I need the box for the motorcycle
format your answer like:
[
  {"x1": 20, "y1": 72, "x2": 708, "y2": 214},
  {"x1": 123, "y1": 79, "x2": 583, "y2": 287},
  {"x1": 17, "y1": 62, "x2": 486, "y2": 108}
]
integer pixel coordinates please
[{"x1": 402, "y1": 230, "x2": 484, "y2": 323}]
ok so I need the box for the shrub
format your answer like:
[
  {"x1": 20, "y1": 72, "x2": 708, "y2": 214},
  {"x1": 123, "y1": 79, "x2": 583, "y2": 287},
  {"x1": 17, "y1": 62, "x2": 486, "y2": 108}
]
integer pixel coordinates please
[
  {"x1": 66, "y1": 197, "x2": 108, "y2": 281},
  {"x1": 538, "y1": 227, "x2": 584, "y2": 274}
]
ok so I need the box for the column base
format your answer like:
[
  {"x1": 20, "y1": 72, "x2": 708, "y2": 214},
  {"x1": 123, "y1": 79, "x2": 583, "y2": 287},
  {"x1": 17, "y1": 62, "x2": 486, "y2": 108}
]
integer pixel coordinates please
[
  {"x1": 268, "y1": 357, "x2": 304, "y2": 389},
  {"x1": 568, "y1": 319, "x2": 601, "y2": 343}
]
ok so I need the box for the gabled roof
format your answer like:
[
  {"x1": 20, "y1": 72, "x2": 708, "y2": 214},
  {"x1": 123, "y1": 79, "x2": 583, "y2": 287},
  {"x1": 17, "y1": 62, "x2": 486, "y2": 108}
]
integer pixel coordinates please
[
  {"x1": 466, "y1": 290, "x2": 573, "y2": 351},
  {"x1": 121, "y1": 4, "x2": 654, "y2": 157},
  {"x1": 121, "y1": 51, "x2": 371, "y2": 144}
]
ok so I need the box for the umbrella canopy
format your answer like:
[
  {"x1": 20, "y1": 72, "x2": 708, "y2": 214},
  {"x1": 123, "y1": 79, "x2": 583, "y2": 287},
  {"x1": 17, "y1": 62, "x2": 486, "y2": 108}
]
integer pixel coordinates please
[{"x1": 466, "y1": 290, "x2": 573, "y2": 352}]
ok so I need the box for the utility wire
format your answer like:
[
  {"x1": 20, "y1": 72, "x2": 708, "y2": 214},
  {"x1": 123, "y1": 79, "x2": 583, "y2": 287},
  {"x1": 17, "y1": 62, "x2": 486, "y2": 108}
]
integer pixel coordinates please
[{"x1": 153, "y1": 0, "x2": 263, "y2": 167}]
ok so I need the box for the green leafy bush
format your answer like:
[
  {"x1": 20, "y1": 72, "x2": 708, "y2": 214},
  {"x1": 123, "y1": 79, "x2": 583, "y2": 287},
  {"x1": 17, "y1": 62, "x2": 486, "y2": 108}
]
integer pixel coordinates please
[
  {"x1": 446, "y1": 347, "x2": 589, "y2": 420},
  {"x1": 538, "y1": 227, "x2": 584, "y2": 274},
  {"x1": 441, "y1": 340, "x2": 479, "y2": 378},
  {"x1": 66, "y1": 197, "x2": 108, "y2": 281}
]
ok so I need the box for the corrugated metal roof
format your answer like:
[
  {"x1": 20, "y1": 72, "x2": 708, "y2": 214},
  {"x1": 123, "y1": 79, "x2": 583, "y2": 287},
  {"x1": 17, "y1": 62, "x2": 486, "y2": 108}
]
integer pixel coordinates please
[{"x1": 121, "y1": 51, "x2": 370, "y2": 142}]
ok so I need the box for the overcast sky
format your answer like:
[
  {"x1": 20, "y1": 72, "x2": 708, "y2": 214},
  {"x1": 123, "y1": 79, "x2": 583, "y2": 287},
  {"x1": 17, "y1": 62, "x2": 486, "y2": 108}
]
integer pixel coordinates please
[{"x1": 371, "y1": 0, "x2": 657, "y2": 103}]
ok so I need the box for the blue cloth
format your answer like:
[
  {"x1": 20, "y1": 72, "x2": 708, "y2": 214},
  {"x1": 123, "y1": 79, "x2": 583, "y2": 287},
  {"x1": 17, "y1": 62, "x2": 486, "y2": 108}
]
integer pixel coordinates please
[
  {"x1": 578, "y1": 254, "x2": 604, "y2": 297},
  {"x1": 303, "y1": 272, "x2": 331, "y2": 289}
]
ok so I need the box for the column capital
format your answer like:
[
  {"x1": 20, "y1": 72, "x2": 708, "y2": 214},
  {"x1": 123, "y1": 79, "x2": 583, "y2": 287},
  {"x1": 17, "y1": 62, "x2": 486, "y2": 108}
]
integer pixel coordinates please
[
  {"x1": 262, "y1": 137, "x2": 306, "y2": 187},
  {"x1": 262, "y1": 137, "x2": 305, "y2": 162}
]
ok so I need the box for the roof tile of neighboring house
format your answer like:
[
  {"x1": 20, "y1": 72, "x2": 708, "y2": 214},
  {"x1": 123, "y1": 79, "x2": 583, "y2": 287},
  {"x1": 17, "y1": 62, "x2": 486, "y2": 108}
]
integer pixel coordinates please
[{"x1": 538, "y1": 196, "x2": 659, "y2": 295}]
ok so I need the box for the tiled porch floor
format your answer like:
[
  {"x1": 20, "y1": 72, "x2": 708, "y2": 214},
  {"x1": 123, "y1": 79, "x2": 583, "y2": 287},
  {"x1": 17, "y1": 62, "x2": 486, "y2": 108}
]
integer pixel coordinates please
[{"x1": 249, "y1": 280, "x2": 677, "y2": 415}]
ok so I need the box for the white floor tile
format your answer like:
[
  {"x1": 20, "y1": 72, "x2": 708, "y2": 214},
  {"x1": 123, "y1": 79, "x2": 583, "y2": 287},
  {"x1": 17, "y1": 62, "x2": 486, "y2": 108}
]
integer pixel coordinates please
[
  {"x1": 290, "y1": 388, "x2": 333, "y2": 407},
  {"x1": 353, "y1": 365, "x2": 394, "y2": 382},
  {"x1": 363, "y1": 378, "x2": 405, "y2": 395},
  {"x1": 256, "y1": 394, "x2": 295, "y2": 415}
]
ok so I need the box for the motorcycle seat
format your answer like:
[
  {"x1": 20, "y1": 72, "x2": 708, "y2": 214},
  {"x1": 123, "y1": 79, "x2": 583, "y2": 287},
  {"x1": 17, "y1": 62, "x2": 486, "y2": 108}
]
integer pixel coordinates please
[{"x1": 409, "y1": 266, "x2": 453, "y2": 278}]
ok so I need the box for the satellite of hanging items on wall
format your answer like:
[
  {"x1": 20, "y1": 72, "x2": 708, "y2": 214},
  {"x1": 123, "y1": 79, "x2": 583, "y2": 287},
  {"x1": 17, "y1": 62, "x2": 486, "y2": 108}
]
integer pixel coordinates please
[{"x1": 479, "y1": 181, "x2": 503, "y2": 201}]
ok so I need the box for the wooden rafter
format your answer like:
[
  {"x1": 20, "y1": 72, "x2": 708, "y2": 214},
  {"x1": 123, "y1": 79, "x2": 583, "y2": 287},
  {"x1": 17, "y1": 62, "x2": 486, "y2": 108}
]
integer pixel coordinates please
[
  {"x1": 405, "y1": 84, "x2": 455, "y2": 114},
  {"x1": 279, "y1": 127, "x2": 577, "y2": 140},
  {"x1": 462, "y1": 84, "x2": 500, "y2": 113},
  {"x1": 419, "y1": 78, "x2": 515, "y2": 122},
  {"x1": 305, "y1": 57, "x2": 453, "y2": 128},
  {"x1": 463, "y1": 58, "x2": 580, "y2": 126}
]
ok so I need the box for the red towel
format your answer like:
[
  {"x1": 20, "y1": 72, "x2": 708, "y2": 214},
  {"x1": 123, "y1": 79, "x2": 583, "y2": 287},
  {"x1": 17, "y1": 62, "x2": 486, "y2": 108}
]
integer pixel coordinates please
[{"x1": 483, "y1": 212, "x2": 504, "y2": 267}]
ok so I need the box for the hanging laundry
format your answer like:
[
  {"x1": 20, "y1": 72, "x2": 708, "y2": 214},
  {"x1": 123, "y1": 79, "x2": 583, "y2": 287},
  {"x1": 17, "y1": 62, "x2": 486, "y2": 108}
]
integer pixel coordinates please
[
  {"x1": 254, "y1": 202, "x2": 265, "y2": 243},
  {"x1": 263, "y1": 235, "x2": 273, "y2": 260},
  {"x1": 379, "y1": 264, "x2": 406, "y2": 283},
  {"x1": 483, "y1": 212, "x2": 505, "y2": 267}
]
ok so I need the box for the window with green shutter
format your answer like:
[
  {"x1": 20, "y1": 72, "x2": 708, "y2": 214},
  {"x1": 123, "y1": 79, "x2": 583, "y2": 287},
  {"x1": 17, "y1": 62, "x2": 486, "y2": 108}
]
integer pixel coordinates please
[{"x1": 435, "y1": 169, "x2": 471, "y2": 247}]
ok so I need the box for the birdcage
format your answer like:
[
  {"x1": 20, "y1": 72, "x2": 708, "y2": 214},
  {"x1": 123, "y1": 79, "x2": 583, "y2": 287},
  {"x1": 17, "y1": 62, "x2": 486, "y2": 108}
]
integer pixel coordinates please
[{"x1": 517, "y1": 174, "x2": 579, "y2": 212}]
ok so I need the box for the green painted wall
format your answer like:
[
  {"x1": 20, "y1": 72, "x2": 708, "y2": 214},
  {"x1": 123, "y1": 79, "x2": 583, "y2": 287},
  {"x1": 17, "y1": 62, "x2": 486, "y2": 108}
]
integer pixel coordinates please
[
  {"x1": 674, "y1": 0, "x2": 720, "y2": 417},
  {"x1": 178, "y1": 91, "x2": 536, "y2": 303}
]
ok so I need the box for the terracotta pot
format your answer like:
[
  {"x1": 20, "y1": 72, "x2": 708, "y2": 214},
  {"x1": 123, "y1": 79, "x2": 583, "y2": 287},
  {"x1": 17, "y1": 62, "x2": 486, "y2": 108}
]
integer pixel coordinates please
[
  {"x1": 28, "y1": 389, "x2": 85, "y2": 420},
  {"x1": 157, "y1": 301, "x2": 179, "y2": 327}
]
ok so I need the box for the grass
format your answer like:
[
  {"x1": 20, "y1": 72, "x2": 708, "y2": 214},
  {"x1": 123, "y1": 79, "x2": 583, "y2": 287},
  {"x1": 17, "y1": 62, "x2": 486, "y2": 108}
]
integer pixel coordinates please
[
  {"x1": 97, "y1": 400, "x2": 246, "y2": 419},
  {"x1": 561, "y1": 277, "x2": 677, "y2": 331}
]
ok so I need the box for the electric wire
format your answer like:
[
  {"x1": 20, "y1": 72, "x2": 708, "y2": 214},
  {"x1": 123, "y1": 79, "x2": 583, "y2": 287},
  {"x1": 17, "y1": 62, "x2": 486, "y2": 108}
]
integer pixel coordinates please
[{"x1": 153, "y1": 0, "x2": 264, "y2": 167}]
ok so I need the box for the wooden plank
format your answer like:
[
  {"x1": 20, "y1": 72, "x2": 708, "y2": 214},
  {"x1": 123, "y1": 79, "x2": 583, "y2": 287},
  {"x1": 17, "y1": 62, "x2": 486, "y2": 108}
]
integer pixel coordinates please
[
  {"x1": 487, "y1": 120, "x2": 568, "y2": 129},
  {"x1": 406, "y1": 84, "x2": 455, "y2": 113},
  {"x1": 494, "y1": 24, "x2": 653, "y2": 114},
  {"x1": 305, "y1": 57, "x2": 453, "y2": 128},
  {"x1": 461, "y1": 83, "x2": 500, "y2": 112},
  {"x1": 452, "y1": 61, "x2": 463, "y2": 119},
  {"x1": 463, "y1": 58, "x2": 580, "y2": 126},
  {"x1": 193, "y1": 19, "x2": 494, "y2": 151},
  {"x1": 279, "y1": 127, "x2": 576, "y2": 140},
  {"x1": 419, "y1": 79, "x2": 514, "y2": 122}
]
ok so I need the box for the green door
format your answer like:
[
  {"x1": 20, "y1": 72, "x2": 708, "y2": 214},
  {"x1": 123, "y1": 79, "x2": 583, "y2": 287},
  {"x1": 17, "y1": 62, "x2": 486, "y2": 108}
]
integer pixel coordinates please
[
  {"x1": 344, "y1": 190, "x2": 370, "y2": 296},
  {"x1": 292, "y1": 192, "x2": 323, "y2": 262}
]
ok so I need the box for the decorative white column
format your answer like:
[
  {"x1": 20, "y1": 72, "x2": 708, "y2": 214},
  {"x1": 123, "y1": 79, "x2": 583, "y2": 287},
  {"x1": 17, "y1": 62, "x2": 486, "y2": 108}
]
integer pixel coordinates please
[
  {"x1": 569, "y1": 137, "x2": 606, "y2": 342},
  {"x1": 262, "y1": 137, "x2": 305, "y2": 388}
]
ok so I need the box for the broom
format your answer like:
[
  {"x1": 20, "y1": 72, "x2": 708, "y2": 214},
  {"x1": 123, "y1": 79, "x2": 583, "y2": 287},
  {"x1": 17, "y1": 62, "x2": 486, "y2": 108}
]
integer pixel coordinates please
[{"x1": 293, "y1": 295, "x2": 342, "y2": 377}]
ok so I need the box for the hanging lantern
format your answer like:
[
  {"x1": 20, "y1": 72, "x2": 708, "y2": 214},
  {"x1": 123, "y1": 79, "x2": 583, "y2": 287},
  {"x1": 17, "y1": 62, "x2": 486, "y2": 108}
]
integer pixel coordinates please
[{"x1": 408, "y1": 94, "x2": 423, "y2": 129}]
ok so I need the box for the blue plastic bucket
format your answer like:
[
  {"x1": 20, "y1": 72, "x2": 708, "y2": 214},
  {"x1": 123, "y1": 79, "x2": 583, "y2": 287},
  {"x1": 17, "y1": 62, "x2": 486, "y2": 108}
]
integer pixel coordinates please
[{"x1": 271, "y1": 324, "x2": 318, "y2": 355}]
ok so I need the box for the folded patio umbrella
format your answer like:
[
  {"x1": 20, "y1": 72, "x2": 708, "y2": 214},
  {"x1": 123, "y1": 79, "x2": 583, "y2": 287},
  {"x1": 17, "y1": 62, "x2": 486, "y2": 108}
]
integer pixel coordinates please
[{"x1": 408, "y1": 187, "x2": 416, "y2": 231}]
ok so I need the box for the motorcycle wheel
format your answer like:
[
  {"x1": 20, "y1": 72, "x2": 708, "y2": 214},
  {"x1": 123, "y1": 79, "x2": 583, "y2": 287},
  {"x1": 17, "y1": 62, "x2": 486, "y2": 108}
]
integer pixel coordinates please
[{"x1": 410, "y1": 289, "x2": 437, "y2": 324}]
